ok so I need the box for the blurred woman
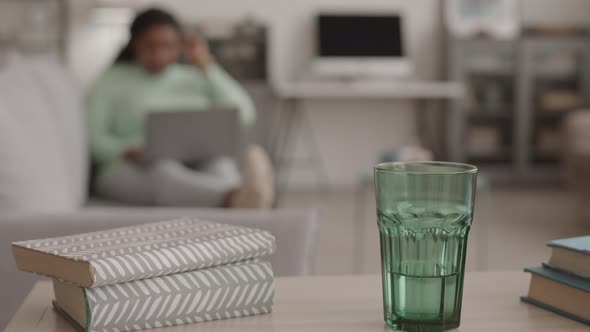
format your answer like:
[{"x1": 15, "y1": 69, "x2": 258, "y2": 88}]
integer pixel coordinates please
[{"x1": 87, "y1": 8, "x2": 273, "y2": 208}]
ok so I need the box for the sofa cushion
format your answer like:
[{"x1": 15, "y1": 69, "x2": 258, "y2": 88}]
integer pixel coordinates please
[
  {"x1": 27, "y1": 60, "x2": 88, "y2": 206},
  {"x1": 0, "y1": 58, "x2": 86, "y2": 211}
]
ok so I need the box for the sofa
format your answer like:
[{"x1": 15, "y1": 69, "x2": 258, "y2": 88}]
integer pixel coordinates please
[{"x1": 0, "y1": 57, "x2": 319, "y2": 329}]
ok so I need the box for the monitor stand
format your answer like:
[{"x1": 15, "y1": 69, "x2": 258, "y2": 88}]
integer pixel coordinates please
[{"x1": 309, "y1": 58, "x2": 414, "y2": 81}]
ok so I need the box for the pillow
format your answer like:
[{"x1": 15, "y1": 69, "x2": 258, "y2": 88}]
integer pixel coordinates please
[
  {"x1": 0, "y1": 58, "x2": 81, "y2": 212},
  {"x1": 0, "y1": 106, "x2": 51, "y2": 210},
  {"x1": 27, "y1": 60, "x2": 88, "y2": 206}
]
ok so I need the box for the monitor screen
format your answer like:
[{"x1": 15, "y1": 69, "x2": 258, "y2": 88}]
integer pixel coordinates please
[{"x1": 317, "y1": 14, "x2": 404, "y2": 57}]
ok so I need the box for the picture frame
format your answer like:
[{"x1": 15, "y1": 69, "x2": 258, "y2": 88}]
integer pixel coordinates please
[{"x1": 446, "y1": 0, "x2": 521, "y2": 39}]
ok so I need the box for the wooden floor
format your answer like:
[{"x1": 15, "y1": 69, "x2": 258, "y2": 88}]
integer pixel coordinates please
[{"x1": 280, "y1": 188, "x2": 590, "y2": 275}]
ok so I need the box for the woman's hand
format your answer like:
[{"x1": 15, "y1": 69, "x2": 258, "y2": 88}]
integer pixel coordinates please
[
  {"x1": 123, "y1": 147, "x2": 144, "y2": 162},
  {"x1": 183, "y1": 33, "x2": 213, "y2": 70}
]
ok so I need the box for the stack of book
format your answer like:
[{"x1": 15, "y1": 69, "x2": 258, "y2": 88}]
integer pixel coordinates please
[
  {"x1": 522, "y1": 235, "x2": 590, "y2": 325},
  {"x1": 12, "y1": 217, "x2": 276, "y2": 332}
]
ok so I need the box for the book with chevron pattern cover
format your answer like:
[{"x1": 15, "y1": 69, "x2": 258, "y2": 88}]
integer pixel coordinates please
[
  {"x1": 53, "y1": 260, "x2": 274, "y2": 332},
  {"x1": 12, "y1": 217, "x2": 275, "y2": 287}
]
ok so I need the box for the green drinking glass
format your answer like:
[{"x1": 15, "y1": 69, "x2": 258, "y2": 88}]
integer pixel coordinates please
[{"x1": 374, "y1": 161, "x2": 478, "y2": 332}]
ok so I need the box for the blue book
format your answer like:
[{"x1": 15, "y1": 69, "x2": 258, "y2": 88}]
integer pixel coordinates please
[
  {"x1": 546, "y1": 235, "x2": 590, "y2": 279},
  {"x1": 521, "y1": 266, "x2": 590, "y2": 326}
]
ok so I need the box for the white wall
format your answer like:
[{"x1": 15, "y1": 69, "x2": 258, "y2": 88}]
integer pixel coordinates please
[
  {"x1": 79, "y1": 0, "x2": 443, "y2": 83},
  {"x1": 66, "y1": 0, "x2": 590, "y2": 189}
]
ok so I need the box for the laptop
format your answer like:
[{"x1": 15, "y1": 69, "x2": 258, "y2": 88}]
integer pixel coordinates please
[{"x1": 144, "y1": 109, "x2": 241, "y2": 163}]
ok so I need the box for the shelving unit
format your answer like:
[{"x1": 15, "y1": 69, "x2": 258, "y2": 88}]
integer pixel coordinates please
[
  {"x1": 447, "y1": 33, "x2": 590, "y2": 185},
  {"x1": 447, "y1": 38, "x2": 517, "y2": 175},
  {"x1": 190, "y1": 19, "x2": 275, "y2": 151},
  {"x1": 517, "y1": 35, "x2": 590, "y2": 180}
]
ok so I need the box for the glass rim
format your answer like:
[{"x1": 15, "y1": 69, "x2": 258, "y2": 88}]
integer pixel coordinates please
[{"x1": 375, "y1": 161, "x2": 478, "y2": 175}]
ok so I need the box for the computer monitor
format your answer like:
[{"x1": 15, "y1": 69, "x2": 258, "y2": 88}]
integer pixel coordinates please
[{"x1": 312, "y1": 13, "x2": 412, "y2": 78}]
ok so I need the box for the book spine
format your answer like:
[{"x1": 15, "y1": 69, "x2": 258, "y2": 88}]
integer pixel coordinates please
[{"x1": 85, "y1": 260, "x2": 274, "y2": 332}]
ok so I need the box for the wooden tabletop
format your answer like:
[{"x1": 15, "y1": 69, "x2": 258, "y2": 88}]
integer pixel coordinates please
[
  {"x1": 273, "y1": 80, "x2": 465, "y2": 99},
  {"x1": 4, "y1": 272, "x2": 587, "y2": 332}
]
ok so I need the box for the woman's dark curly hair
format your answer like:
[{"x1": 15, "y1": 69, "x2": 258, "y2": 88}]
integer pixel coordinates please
[{"x1": 115, "y1": 7, "x2": 182, "y2": 63}]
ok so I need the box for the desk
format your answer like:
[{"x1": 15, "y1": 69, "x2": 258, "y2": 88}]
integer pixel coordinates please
[
  {"x1": 5, "y1": 272, "x2": 587, "y2": 332},
  {"x1": 274, "y1": 80, "x2": 465, "y2": 99},
  {"x1": 271, "y1": 80, "x2": 465, "y2": 202}
]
